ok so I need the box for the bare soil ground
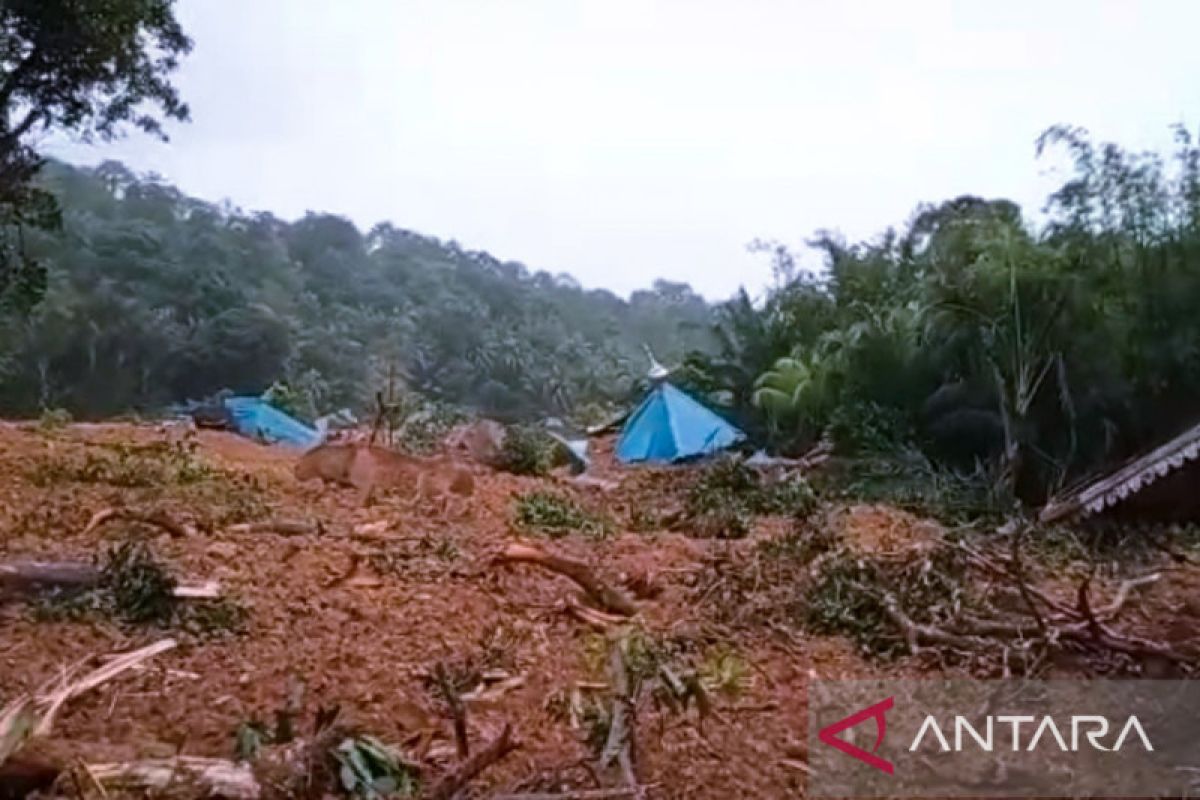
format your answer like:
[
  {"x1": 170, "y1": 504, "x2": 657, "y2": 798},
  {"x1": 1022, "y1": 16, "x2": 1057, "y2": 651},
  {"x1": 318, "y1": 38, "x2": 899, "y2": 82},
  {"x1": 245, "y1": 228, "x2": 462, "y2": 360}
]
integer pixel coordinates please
[{"x1": 0, "y1": 422, "x2": 1196, "y2": 798}]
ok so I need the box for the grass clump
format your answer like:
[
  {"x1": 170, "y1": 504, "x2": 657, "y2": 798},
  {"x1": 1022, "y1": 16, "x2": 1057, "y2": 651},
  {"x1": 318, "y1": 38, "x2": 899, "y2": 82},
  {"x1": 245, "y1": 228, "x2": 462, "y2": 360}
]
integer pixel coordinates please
[
  {"x1": 698, "y1": 646, "x2": 750, "y2": 698},
  {"x1": 28, "y1": 437, "x2": 218, "y2": 488},
  {"x1": 37, "y1": 407, "x2": 72, "y2": 431},
  {"x1": 514, "y1": 490, "x2": 608, "y2": 538},
  {"x1": 497, "y1": 425, "x2": 557, "y2": 476},
  {"x1": 684, "y1": 456, "x2": 818, "y2": 539}
]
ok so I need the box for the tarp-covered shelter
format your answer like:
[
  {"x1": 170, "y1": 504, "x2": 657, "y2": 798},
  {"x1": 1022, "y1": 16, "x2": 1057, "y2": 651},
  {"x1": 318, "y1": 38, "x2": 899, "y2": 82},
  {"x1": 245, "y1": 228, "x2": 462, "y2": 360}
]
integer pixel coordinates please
[
  {"x1": 616, "y1": 382, "x2": 744, "y2": 464},
  {"x1": 223, "y1": 396, "x2": 321, "y2": 449}
]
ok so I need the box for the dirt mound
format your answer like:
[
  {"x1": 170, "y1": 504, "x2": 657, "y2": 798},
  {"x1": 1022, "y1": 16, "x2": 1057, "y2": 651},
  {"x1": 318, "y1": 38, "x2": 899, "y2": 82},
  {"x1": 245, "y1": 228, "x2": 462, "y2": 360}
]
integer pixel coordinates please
[
  {"x1": 0, "y1": 422, "x2": 866, "y2": 799},
  {"x1": 834, "y1": 503, "x2": 944, "y2": 553}
]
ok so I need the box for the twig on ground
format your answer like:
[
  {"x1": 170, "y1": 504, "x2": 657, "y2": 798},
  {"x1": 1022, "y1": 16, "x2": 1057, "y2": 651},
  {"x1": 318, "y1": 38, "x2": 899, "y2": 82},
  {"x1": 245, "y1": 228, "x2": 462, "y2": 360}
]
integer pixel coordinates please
[
  {"x1": 426, "y1": 723, "x2": 518, "y2": 800},
  {"x1": 492, "y1": 787, "x2": 657, "y2": 800},
  {"x1": 85, "y1": 757, "x2": 258, "y2": 800},
  {"x1": 434, "y1": 662, "x2": 470, "y2": 760},
  {"x1": 227, "y1": 519, "x2": 323, "y2": 537},
  {"x1": 83, "y1": 507, "x2": 194, "y2": 539}
]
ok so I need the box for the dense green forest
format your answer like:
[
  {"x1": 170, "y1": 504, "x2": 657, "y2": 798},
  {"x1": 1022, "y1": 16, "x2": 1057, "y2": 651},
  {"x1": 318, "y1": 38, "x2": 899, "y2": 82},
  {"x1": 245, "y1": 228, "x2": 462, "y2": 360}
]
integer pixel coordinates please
[
  {"x1": 0, "y1": 159, "x2": 716, "y2": 421},
  {"x1": 681, "y1": 124, "x2": 1200, "y2": 505},
  {"x1": 4, "y1": 123, "x2": 1200, "y2": 512}
]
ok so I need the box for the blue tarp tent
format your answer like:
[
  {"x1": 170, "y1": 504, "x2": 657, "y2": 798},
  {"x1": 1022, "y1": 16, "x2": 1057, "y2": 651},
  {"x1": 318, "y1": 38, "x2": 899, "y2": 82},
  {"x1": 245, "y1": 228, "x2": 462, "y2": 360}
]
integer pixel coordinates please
[
  {"x1": 615, "y1": 382, "x2": 744, "y2": 464},
  {"x1": 223, "y1": 396, "x2": 321, "y2": 449}
]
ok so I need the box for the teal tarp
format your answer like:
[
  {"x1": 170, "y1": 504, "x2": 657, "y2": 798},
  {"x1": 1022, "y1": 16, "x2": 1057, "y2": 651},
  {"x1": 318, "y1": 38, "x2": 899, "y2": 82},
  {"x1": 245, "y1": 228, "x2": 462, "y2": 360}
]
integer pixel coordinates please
[
  {"x1": 224, "y1": 396, "x2": 321, "y2": 449},
  {"x1": 615, "y1": 382, "x2": 744, "y2": 464}
]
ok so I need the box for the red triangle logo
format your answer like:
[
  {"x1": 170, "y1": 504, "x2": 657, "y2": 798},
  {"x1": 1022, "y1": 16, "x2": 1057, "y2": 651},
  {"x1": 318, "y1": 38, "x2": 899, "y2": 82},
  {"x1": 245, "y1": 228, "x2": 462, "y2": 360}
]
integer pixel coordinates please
[{"x1": 817, "y1": 696, "x2": 895, "y2": 774}]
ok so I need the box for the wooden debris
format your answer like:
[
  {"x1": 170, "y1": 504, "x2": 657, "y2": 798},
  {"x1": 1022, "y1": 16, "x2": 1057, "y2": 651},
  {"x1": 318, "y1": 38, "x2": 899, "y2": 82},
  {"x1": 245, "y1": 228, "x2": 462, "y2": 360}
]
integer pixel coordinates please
[
  {"x1": 86, "y1": 757, "x2": 259, "y2": 799},
  {"x1": 427, "y1": 723, "x2": 518, "y2": 800},
  {"x1": 498, "y1": 544, "x2": 638, "y2": 617},
  {"x1": 0, "y1": 561, "x2": 99, "y2": 599},
  {"x1": 83, "y1": 507, "x2": 194, "y2": 539},
  {"x1": 492, "y1": 788, "x2": 654, "y2": 800},
  {"x1": 227, "y1": 519, "x2": 323, "y2": 537},
  {"x1": 0, "y1": 561, "x2": 219, "y2": 602},
  {"x1": 462, "y1": 676, "x2": 527, "y2": 707},
  {"x1": 599, "y1": 641, "x2": 638, "y2": 793},
  {"x1": 434, "y1": 662, "x2": 470, "y2": 759},
  {"x1": 35, "y1": 639, "x2": 178, "y2": 736},
  {"x1": 563, "y1": 599, "x2": 628, "y2": 629}
]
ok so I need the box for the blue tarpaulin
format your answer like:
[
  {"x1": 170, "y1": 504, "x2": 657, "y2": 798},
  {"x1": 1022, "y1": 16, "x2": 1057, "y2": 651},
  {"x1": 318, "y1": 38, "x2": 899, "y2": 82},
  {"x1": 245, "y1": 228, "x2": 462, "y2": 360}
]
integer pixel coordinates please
[
  {"x1": 615, "y1": 382, "x2": 744, "y2": 464},
  {"x1": 223, "y1": 396, "x2": 321, "y2": 449}
]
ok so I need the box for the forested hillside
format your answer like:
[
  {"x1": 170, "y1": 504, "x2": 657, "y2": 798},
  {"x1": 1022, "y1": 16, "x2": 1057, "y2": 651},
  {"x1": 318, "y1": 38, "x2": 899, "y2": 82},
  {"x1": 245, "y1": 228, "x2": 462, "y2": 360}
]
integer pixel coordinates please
[
  {"x1": 0, "y1": 160, "x2": 716, "y2": 421},
  {"x1": 681, "y1": 125, "x2": 1200, "y2": 504}
]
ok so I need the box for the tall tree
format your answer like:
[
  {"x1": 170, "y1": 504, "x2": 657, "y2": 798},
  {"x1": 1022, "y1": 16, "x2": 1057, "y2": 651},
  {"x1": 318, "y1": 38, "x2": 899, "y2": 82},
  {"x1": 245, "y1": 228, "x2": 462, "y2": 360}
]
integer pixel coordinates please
[{"x1": 0, "y1": 0, "x2": 191, "y2": 312}]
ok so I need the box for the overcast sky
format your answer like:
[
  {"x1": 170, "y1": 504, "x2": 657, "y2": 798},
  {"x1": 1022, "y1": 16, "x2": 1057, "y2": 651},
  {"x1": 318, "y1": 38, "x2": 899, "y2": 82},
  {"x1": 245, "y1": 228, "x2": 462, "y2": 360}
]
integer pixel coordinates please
[{"x1": 45, "y1": 0, "x2": 1200, "y2": 300}]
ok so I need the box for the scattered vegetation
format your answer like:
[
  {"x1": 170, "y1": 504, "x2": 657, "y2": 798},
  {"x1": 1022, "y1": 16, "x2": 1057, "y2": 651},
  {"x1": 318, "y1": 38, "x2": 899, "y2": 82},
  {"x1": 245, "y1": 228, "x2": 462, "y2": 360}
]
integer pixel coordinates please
[
  {"x1": 497, "y1": 425, "x2": 557, "y2": 477},
  {"x1": 683, "y1": 456, "x2": 817, "y2": 539},
  {"x1": 34, "y1": 540, "x2": 248, "y2": 635},
  {"x1": 28, "y1": 437, "x2": 218, "y2": 488},
  {"x1": 801, "y1": 543, "x2": 970, "y2": 657},
  {"x1": 698, "y1": 646, "x2": 750, "y2": 698},
  {"x1": 816, "y1": 449, "x2": 1008, "y2": 525},
  {"x1": 332, "y1": 735, "x2": 418, "y2": 799},
  {"x1": 37, "y1": 407, "x2": 72, "y2": 431},
  {"x1": 514, "y1": 490, "x2": 609, "y2": 538}
]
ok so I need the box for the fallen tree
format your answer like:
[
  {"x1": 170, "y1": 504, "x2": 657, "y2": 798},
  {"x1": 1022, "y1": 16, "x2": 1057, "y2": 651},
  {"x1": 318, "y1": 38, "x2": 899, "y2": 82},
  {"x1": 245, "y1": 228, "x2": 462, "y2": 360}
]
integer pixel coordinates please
[{"x1": 0, "y1": 560, "x2": 219, "y2": 602}]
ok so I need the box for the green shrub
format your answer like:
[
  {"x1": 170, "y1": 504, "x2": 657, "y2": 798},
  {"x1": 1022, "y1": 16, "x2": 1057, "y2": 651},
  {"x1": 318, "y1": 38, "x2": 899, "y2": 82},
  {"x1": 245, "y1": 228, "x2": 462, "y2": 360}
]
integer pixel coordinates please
[
  {"x1": 498, "y1": 425, "x2": 556, "y2": 476},
  {"x1": 514, "y1": 490, "x2": 608, "y2": 538},
  {"x1": 37, "y1": 407, "x2": 72, "y2": 431},
  {"x1": 802, "y1": 544, "x2": 968, "y2": 657},
  {"x1": 683, "y1": 455, "x2": 819, "y2": 538},
  {"x1": 33, "y1": 540, "x2": 248, "y2": 635},
  {"x1": 103, "y1": 540, "x2": 179, "y2": 624},
  {"x1": 27, "y1": 439, "x2": 217, "y2": 488}
]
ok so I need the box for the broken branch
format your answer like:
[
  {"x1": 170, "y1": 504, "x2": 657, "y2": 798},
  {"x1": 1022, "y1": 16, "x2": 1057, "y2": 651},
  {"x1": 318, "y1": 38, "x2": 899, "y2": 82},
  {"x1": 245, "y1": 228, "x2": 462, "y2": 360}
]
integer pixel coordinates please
[
  {"x1": 83, "y1": 508, "x2": 194, "y2": 539},
  {"x1": 86, "y1": 757, "x2": 259, "y2": 800},
  {"x1": 434, "y1": 662, "x2": 469, "y2": 760},
  {"x1": 498, "y1": 544, "x2": 638, "y2": 617},
  {"x1": 426, "y1": 723, "x2": 518, "y2": 800},
  {"x1": 492, "y1": 788, "x2": 655, "y2": 800},
  {"x1": 0, "y1": 561, "x2": 218, "y2": 602}
]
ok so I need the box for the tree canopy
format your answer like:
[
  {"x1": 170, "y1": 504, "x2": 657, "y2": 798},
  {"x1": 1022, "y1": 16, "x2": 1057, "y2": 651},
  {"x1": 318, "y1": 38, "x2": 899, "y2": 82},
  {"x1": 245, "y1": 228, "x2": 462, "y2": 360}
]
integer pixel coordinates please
[
  {"x1": 0, "y1": 159, "x2": 716, "y2": 421},
  {"x1": 681, "y1": 124, "x2": 1200, "y2": 505},
  {"x1": 0, "y1": 0, "x2": 191, "y2": 312}
]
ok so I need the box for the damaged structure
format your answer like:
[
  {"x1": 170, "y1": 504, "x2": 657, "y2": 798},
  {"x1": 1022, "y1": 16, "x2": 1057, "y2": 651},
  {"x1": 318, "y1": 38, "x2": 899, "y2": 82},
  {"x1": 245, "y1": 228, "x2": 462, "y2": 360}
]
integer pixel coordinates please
[{"x1": 1040, "y1": 421, "x2": 1200, "y2": 524}]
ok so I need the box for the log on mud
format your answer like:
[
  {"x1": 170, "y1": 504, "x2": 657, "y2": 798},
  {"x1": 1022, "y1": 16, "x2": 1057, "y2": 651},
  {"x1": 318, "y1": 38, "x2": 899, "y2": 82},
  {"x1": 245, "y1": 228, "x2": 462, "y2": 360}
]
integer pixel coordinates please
[
  {"x1": 497, "y1": 544, "x2": 638, "y2": 617},
  {"x1": 86, "y1": 757, "x2": 259, "y2": 800},
  {"x1": 0, "y1": 561, "x2": 218, "y2": 602},
  {"x1": 0, "y1": 561, "x2": 100, "y2": 599},
  {"x1": 83, "y1": 507, "x2": 194, "y2": 539},
  {"x1": 426, "y1": 723, "x2": 518, "y2": 800}
]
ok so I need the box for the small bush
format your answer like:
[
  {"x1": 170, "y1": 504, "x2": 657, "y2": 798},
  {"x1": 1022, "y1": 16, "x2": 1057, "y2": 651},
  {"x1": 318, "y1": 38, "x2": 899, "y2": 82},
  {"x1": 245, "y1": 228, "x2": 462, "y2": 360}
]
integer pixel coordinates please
[
  {"x1": 332, "y1": 735, "x2": 418, "y2": 799},
  {"x1": 699, "y1": 646, "x2": 750, "y2": 698},
  {"x1": 817, "y1": 448, "x2": 1007, "y2": 525},
  {"x1": 103, "y1": 540, "x2": 179, "y2": 624},
  {"x1": 757, "y1": 478, "x2": 818, "y2": 519},
  {"x1": 514, "y1": 490, "x2": 608, "y2": 538},
  {"x1": 38, "y1": 407, "x2": 72, "y2": 431},
  {"x1": 683, "y1": 456, "x2": 818, "y2": 538},
  {"x1": 34, "y1": 541, "x2": 248, "y2": 635},
  {"x1": 498, "y1": 425, "x2": 556, "y2": 476}
]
